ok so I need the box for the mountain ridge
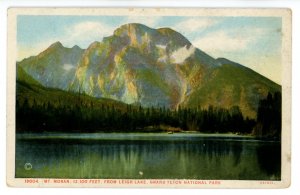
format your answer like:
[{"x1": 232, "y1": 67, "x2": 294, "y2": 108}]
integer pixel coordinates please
[{"x1": 17, "y1": 23, "x2": 281, "y2": 118}]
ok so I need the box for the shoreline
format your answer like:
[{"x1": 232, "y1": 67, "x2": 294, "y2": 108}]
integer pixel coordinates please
[{"x1": 16, "y1": 132, "x2": 280, "y2": 142}]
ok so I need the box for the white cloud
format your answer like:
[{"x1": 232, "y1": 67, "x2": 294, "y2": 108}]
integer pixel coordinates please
[
  {"x1": 175, "y1": 18, "x2": 220, "y2": 33},
  {"x1": 63, "y1": 21, "x2": 114, "y2": 48},
  {"x1": 171, "y1": 45, "x2": 196, "y2": 64},
  {"x1": 192, "y1": 27, "x2": 269, "y2": 54},
  {"x1": 193, "y1": 31, "x2": 250, "y2": 53}
]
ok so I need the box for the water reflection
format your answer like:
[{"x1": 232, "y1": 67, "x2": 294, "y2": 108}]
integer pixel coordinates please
[
  {"x1": 15, "y1": 135, "x2": 281, "y2": 180},
  {"x1": 256, "y1": 143, "x2": 281, "y2": 178}
]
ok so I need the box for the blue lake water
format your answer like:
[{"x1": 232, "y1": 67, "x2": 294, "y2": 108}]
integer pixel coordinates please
[{"x1": 15, "y1": 133, "x2": 281, "y2": 180}]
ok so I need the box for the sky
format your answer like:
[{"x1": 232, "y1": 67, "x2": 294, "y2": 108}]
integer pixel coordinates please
[{"x1": 17, "y1": 15, "x2": 282, "y2": 84}]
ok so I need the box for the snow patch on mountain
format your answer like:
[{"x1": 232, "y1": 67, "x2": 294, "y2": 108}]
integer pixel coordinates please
[
  {"x1": 156, "y1": 44, "x2": 167, "y2": 50},
  {"x1": 171, "y1": 45, "x2": 195, "y2": 64},
  {"x1": 63, "y1": 64, "x2": 75, "y2": 71}
]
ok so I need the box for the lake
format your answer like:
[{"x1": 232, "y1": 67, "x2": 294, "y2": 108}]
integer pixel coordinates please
[{"x1": 15, "y1": 133, "x2": 281, "y2": 180}]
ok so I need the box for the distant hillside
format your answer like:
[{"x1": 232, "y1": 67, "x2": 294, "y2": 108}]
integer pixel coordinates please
[
  {"x1": 17, "y1": 65, "x2": 42, "y2": 86},
  {"x1": 16, "y1": 65, "x2": 128, "y2": 112},
  {"x1": 182, "y1": 58, "x2": 281, "y2": 118},
  {"x1": 17, "y1": 42, "x2": 84, "y2": 90}
]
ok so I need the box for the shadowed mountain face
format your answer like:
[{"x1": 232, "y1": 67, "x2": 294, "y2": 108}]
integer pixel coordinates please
[
  {"x1": 17, "y1": 23, "x2": 281, "y2": 118},
  {"x1": 17, "y1": 42, "x2": 84, "y2": 90}
]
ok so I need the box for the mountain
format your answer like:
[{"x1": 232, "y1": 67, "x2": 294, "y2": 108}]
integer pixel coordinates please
[
  {"x1": 17, "y1": 42, "x2": 84, "y2": 90},
  {"x1": 17, "y1": 23, "x2": 281, "y2": 119},
  {"x1": 182, "y1": 58, "x2": 281, "y2": 118},
  {"x1": 71, "y1": 23, "x2": 220, "y2": 108}
]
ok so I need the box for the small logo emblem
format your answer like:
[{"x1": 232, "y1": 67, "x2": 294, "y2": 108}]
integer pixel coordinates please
[{"x1": 24, "y1": 163, "x2": 32, "y2": 170}]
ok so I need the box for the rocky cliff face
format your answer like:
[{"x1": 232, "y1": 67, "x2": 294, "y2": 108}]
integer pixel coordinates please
[{"x1": 71, "y1": 23, "x2": 220, "y2": 108}]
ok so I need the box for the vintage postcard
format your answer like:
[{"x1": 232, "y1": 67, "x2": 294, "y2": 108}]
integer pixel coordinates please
[{"x1": 7, "y1": 8, "x2": 291, "y2": 188}]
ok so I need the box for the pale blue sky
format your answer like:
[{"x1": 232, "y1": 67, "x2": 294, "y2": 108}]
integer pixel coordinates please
[{"x1": 17, "y1": 15, "x2": 282, "y2": 84}]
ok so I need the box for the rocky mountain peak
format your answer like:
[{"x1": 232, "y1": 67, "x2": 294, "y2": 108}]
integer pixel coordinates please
[
  {"x1": 113, "y1": 23, "x2": 155, "y2": 36},
  {"x1": 71, "y1": 45, "x2": 82, "y2": 51},
  {"x1": 49, "y1": 41, "x2": 64, "y2": 49}
]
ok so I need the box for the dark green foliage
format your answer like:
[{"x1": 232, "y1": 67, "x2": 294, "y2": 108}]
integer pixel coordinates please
[
  {"x1": 16, "y1": 81, "x2": 256, "y2": 134},
  {"x1": 254, "y1": 92, "x2": 282, "y2": 139},
  {"x1": 196, "y1": 106, "x2": 255, "y2": 134},
  {"x1": 16, "y1": 73, "x2": 281, "y2": 136}
]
